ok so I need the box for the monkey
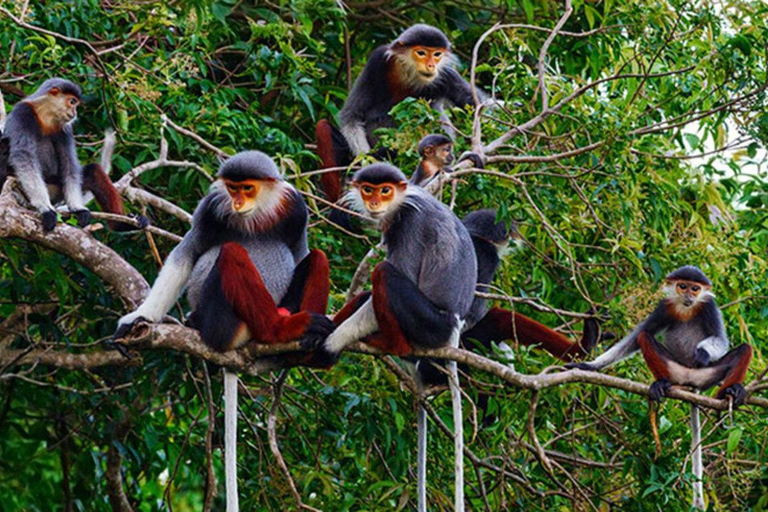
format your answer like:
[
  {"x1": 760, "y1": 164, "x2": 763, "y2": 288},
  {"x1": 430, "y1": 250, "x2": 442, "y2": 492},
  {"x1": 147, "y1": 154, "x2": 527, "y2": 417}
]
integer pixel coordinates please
[
  {"x1": 410, "y1": 133, "x2": 485, "y2": 188},
  {"x1": 112, "y1": 151, "x2": 335, "y2": 511},
  {"x1": 309, "y1": 163, "x2": 476, "y2": 512},
  {"x1": 0, "y1": 78, "x2": 148, "y2": 232},
  {"x1": 567, "y1": 265, "x2": 752, "y2": 510},
  {"x1": 316, "y1": 24, "x2": 483, "y2": 203}
]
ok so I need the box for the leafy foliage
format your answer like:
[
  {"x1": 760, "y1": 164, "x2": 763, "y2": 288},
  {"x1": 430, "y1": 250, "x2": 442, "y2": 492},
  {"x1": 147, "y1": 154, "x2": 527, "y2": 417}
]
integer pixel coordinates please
[{"x1": 0, "y1": 0, "x2": 767, "y2": 510}]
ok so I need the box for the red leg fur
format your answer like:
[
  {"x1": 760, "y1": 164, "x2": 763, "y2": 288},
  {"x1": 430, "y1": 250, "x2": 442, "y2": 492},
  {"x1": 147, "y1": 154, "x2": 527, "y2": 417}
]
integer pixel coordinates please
[
  {"x1": 637, "y1": 331, "x2": 673, "y2": 381},
  {"x1": 716, "y1": 344, "x2": 753, "y2": 398},
  {"x1": 299, "y1": 249, "x2": 330, "y2": 314},
  {"x1": 371, "y1": 263, "x2": 413, "y2": 356},
  {"x1": 218, "y1": 243, "x2": 310, "y2": 344},
  {"x1": 468, "y1": 308, "x2": 586, "y2": 361},
  {"x1": 316, "y1": 119, "x2": 344, "y2": 203}
]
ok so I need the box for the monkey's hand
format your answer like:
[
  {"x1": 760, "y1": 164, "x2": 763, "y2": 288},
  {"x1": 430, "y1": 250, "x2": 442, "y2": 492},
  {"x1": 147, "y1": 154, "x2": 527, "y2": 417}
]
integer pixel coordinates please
[
  {"x1": 300, "y1": 315, "x2": 340, "y2": 368},
  {"x1": 457, "y1": 151, "x2": 484, "y2": 169},
  {"x1": 717, "y1": 384, "x2": 747, "y2": 407},
  {"x1": 649, "y1": 379, "x2": 672, "y2": 401},
  {"x1": 693, "y1": 348, "x2": 711, "y2": 368},
  {"x1": 564, "y1": 362, "x2": 597, "y2": 371},
  {"x1": 108, "y1": 313, "x2": 149, "y2": 359},
  {"x1": 133, "y1": 214, "x2": 151, "y2": 229},
  {"x1": 73, "y1": 209, "x2": 91, "y2": 227},
  {"x1": 41, "y1": 210, "x2": 58, "y2": 232}
]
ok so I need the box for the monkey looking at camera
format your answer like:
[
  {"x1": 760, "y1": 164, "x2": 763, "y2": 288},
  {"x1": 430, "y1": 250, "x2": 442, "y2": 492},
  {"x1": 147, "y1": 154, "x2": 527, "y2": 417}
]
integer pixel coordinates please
[{"x1": 0, "y1": 78, "x2": 148, "y2": 232}]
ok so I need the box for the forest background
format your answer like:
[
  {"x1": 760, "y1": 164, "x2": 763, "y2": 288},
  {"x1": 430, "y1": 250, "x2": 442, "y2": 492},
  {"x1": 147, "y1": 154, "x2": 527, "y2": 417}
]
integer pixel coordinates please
[{"x1": 0, "y1": 0, "x2": 767, "y2": 510}]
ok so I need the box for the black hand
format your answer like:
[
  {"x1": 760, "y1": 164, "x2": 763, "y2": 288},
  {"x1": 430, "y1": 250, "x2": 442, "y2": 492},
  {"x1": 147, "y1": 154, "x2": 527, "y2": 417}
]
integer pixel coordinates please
[
  {"x1": 299, "y1": 315, "x2": 340, "y2": 368},
  {"x1": 565, "y1": 362, "x2": 596, "y2": 370},
  {"x1": 74, "y1": 209, "x2": 91, "y2": 227},
  {"x1": 41, "y1": 210, "x2": 58, "y2": 232},
  {"x1": 693, "y1": 348, "x2": 711, "y2": 368},
  {"x1": 457, "y1": 152, "x2": 484, "y2": 169},
  {"x1": 649, "y1": 379, "x2": 671, "y2": 401},
  {"x1": 133, "y1": 214, "x2": 151, "y2": 229},
  {"x1": 718, "y1": 384, "x2": 747, "y2": 407}
]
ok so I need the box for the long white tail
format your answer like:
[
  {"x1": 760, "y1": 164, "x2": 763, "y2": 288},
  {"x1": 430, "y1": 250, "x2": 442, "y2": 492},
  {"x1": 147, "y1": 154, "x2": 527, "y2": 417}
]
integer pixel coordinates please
[
  {"x1": 690, "y1": 403, "x2": 704, "y2": 510},
  {"x1": 225, "y1": 371, "x2": 239, "y2": 512},
  {"x1": 448, "y1": 323, "x2": 464, "y2": 512},
  {"x1": 417, "y1": 404, "x2": 428, "y2": 512}
]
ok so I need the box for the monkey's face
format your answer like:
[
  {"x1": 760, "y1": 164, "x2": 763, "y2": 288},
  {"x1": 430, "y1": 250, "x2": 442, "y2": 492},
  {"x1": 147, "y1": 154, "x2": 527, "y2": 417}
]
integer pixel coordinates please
[
  {"x1": 48, "y1": 88, "x2": 80, "y2": 125},
  {"x1": 354, "y1": 181, "x2": 407, "y2": 219},
  {"x1": 426, "y1": 143, "x2": 454, "y2": 167},
  {"x1": 224, "y1": 179, "x2": 262, "y2": 215},
  {"x1": 410, "y1": 46, "x2": 447, "y2": 83},
  {"x1": 666, "y1": 279, "x2": 709, "y2": 308}
]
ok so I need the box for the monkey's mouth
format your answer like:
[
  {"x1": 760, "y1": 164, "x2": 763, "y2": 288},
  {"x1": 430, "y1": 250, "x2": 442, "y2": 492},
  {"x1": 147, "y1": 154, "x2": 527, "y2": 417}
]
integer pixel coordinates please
[
  {"x1": 682, "y1": 299, "x2": 694, "y2": 307},
  {"x1": 419, "y1": 71, "x2": 436, "y2": 79}
]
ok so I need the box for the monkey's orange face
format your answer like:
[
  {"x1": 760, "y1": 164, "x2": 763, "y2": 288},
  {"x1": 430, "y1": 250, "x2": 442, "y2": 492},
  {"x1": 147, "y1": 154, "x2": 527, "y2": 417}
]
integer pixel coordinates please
[
  {"x1": 426, "y1": 143, "x2": 454, "y2": 166},
  {"x1": 224, "y1": 179, "x2": 262, "y2": 214},
  {"x1": 355, "y1": 181, "x2": 407, "y2": 218},
  {"x1": 410, "y1": 46, "x2": 447, "y2": 81}
]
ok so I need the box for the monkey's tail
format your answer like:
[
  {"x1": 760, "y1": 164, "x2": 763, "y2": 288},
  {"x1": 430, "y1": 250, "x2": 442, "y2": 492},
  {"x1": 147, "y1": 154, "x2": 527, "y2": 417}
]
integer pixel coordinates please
[
  {"x1": 690, "y1": 401, "x2": 705, "y2": 510},
  {"x1": 417, "y1": 402, "x2": 427, "y2": 512},
  {"x1": 225, "y1": 370, "x2": 240, "y2": 512}
]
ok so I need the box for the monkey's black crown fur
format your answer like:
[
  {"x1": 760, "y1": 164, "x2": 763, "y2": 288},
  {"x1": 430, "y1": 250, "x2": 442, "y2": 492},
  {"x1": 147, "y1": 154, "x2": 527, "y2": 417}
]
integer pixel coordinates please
[
  {"x1": 417, "y1": 134, "x2": 452, "y2": 156},
  {"x1": 462, "y1": 209, "x2": 512, "y2": 244},
  {"x1": 34, "y1": 78, "x2": 82, "y2": 100},
  {"x1": 218, "y1": 150, "x2": 281, "y2": 182},
  {"x1": 394, "y1": 24, "x2": 451, "y2": 50},
  {"x1": 666, "y1": 265, "x2": 711, "y2": 286},
  {"x1": 353, "y1": 163, "x2": 407, "y2": 185}
]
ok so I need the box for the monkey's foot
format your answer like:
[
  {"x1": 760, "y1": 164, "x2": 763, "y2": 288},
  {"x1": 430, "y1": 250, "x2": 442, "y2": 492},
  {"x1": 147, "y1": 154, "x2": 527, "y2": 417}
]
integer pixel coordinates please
[
  {"x1": 693, "y1": 348, "x2": 711, "y2": 368},
  {"x1": 103, "y1": 339, "x2": 135, "y2": 359},
  {"x1": 74, "y1": 209, "x2": 91, "y2": 227},
  {"x1": 299, "y1": 317, "x2": 340, "y2": 368},
  {"x1": 717, "y1": 384, "x2": 747, "y2": 407},
  {"x1": 649, "y1": 379, "x2": 672, "y2": 401},
  {"x1": 41, "y1": 210, "x2": 58, "y2": 232},
  {"x1": 457, "y1": 151, "x2": 484, "y2": 169}
]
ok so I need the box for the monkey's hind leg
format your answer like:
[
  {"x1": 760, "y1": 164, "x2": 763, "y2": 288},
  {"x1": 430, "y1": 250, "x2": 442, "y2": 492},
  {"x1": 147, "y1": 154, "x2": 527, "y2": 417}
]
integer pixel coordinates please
[
  {"x1": 637, "y1": 331, "x2": 679, "y2": 401},
  {"x1": 315, "y1": 119, "x2": 351, "y2": 203},
  {"x1": 278, "y1": 249, "x2": 330, "y2": 315},
  {"x1": 371, "y1": 261, "x2": 456, "y2": 355},
  {"x1": 710, "y1": 344, "x2": 752, "y2": 405}
]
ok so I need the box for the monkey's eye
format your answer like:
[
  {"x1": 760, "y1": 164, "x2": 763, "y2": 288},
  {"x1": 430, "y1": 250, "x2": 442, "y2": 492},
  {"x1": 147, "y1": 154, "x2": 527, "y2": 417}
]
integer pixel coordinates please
[
  {"x1": 362, "y1": 186, "x2": 373, "y2": 195},
  {"x1": 226, "y1": 185, "x2": 237, "y2": 193},
  {"x1": 69, "y1": 98, "x2": 78, "y2": 106},
  {"x1": 243, "y1": 185, "x2": 254, "y2": 193},
  {"x1": 416, "y1": 50, "x2": 427, "y2": 57},
  {"x1": 433, "y1": 51, "x2": 443, "y2": 58},
  {"x1": 691, "y1": 285, "x2": 700, "y2": 292},
  {"x1": 381, "y1": 186, "x2": 392, "y2": 195},
  {"x1": 678, "y1": 283, "x2": 688, "y2": 290}
]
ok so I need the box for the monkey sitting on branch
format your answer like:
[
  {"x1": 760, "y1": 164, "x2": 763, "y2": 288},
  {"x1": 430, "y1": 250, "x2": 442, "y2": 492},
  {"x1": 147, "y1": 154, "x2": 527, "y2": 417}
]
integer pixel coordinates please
[
  {"x1": 568, "y1": 265, "x2": 753, "y2": 510},
  {"x1": 0, "y1": 78, "x2": 148, "y2": 232}
]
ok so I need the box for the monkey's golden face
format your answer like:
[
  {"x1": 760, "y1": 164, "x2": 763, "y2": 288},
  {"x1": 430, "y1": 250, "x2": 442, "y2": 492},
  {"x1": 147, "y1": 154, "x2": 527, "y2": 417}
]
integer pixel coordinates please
[
  {"x1": 354, "y1": 181, "x2": 407, "y2": 218},
  {"x1": 410, "y1": 46, "x2": 446, "y2": 81},
  {"x1": 224, "y1": 179, "x2": 262, "y2": 215},
  {"x1": 49, "y1": 88, "x2": 80, "y2": 124},
  {"x1": 425, "y1": 143, "x2": 454, "y2": 166}
]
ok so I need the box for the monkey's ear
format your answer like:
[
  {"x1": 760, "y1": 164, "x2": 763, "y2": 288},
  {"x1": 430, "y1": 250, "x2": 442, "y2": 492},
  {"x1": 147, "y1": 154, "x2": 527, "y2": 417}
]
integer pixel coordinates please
[
  {"x1": 396, "y1": 181, "x2": 408, "y2": 191},
  {"x1": 424, "y1": 146, "x2": 435, "y2": 157},
  {"x1": 48, "y1": 87, "x2": 61, "y2": 96}
]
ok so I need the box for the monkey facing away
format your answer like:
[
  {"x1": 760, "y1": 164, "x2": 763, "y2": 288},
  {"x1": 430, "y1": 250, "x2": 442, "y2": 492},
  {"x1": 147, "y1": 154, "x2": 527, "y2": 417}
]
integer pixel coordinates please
[
  {"x1": 0, "y1": 78, "x2": 148, "y2": 232},
  {"x1": 316, "y1": 24, "x2": 483, "y2": 202}
]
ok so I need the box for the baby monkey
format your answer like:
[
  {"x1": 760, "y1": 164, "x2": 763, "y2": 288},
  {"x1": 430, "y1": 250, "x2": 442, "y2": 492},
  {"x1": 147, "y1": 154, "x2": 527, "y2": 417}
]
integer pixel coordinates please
[{"x1": 409, "y1": 134, "x2": 484, "y2": 187}]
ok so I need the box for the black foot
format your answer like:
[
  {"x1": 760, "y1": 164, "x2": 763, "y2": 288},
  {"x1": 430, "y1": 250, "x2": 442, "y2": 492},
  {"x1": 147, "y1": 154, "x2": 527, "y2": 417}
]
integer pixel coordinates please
[
  {"x1": 649, "y1": 379, "x2": 672, "y2": 402},
  {"x1": 41, "y1": 210, "x2": 58, "y2": 232},
  {"x1": 73, "y1": 209, "x2": 91, "y2": 227},
  {"x1": 718, "y1": 384, "x2": 747, "y2": 407},
  {"x1": 693, "y1": 348, "x2": 711, "y2": 368},
  {"x1": 299, "y1": 316, "x2": 340, "y2": 368}
]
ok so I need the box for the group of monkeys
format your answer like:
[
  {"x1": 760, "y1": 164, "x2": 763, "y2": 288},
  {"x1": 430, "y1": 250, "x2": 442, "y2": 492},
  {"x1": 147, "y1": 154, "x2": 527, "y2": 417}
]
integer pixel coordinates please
[{"x1": 0, "y1": 22, "x2": 754, "y2": 511}]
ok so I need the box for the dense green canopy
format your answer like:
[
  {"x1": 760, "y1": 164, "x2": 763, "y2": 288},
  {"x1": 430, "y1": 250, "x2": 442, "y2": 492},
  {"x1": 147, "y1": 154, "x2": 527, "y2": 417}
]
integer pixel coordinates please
[{"x1": 0, "y1": 0, "x2": 767, "y2": 510}]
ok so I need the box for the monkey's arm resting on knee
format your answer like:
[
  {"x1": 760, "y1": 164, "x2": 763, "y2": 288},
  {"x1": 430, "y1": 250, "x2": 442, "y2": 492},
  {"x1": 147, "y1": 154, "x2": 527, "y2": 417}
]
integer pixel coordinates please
[{"x1": 694, "y1": 301, "x2": 729, "y2": 366}]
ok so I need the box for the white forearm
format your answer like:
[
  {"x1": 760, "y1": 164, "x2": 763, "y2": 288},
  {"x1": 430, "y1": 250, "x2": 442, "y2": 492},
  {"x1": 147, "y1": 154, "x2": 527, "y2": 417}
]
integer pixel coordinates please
[
  {"x1": 696, "y1": 336, "x2": 728, "y2": 362},
  {"x1": 340, "y1": 123, "x2": 370, "y2": 156},
  {"x1": 325, "y1": 298, "x2": 378, "y2": 353},
  {"x1": 119, "y1": 251, "x2": 192, "y2": 325},
  {"x1": 14, "y1": 162, "x2": 55, "y2": 212}
]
